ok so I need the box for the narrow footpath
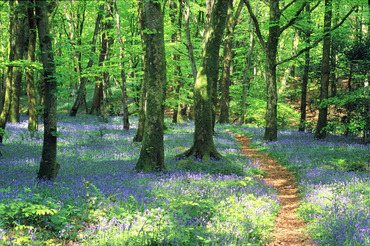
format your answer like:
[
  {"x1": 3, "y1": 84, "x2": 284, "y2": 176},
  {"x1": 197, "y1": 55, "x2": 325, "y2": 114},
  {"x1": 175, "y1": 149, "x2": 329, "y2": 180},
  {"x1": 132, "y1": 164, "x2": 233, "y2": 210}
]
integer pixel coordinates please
[{"x1": 234, "y1": 134, "x2": 314, "y2": 246}]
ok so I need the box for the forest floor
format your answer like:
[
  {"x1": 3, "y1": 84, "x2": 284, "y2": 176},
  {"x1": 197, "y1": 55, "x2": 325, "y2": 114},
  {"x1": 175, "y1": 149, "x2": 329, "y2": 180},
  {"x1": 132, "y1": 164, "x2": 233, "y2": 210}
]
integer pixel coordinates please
[{"x1": 234, "y1": 134, "x2": 315, "y2": 246}]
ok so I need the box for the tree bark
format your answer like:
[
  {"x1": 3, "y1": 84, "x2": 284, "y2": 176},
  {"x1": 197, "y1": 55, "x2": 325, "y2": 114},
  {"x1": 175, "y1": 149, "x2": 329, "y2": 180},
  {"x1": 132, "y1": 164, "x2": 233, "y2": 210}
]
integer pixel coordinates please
[
  {"x1": 1, "y1": 1, "x2": 21, "y2": 143},
  {"x1": 0, "y1": 11, "x2": 4, "y2": 114},
  {"x1": 299, "y1": 4, "x2": 311, "y2": 132},
  {"x1": 135, "y1": 0, "x2": 166, "y2": 172},
  {"x1": 209, "y1": 0, "x2": 229, "y2": 131},
  {"x1": 36, "y1": 0, "x2": 59, "y2": 181},
  {"x1": 109, "y1": 0, "x2": 130, "y2": 129},
  {"x1": 241, "y1": 16, "x2": 255, "y2": 124},
  {"x1": 177, "y1": 0, "x2": 229, "y2": 160},
  {"x1": 244, "y1": 0, "x2": 307, "y2": 140},
  {"x1": 170, "y1": 0, "x2": 184, "y2": 124},
  {"x1": 315, "y1": 0, "x2": 332, "y2": 139},
  {"x1": 26, "y1": 0, "x2": 38, "y2": 132},
  {"x1": 264, "y1": 0, "x2": 280, "y2": 141},
  {"x1": 90, "y1": 8, "x2": 113, "y2": 120},
  {"x1": 219, "y1": 0, "x2": 243, "y2": 123},
  {"x1": 330, "y1": 13, "x2": 338, "y2": 97},
  {"x1": 183, "y1": 0, "x2": 197, "y2": 80},
  {"x1": 133, "y1": 0, "x2": 147, "y2": 142},
  {"x1": 0, "y1": 64, "x2": 12, "y2": 144},
  {"x1": 9, "y1": 0, "x2": 26, "y2": 123}
]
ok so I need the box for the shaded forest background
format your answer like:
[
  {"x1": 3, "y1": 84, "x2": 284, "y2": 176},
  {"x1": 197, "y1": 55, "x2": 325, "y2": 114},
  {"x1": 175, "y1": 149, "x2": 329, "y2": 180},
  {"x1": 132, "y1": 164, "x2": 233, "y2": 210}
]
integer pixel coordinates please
[{"x1": 0, "y1": 0, "x2": 369, "y2": 175}]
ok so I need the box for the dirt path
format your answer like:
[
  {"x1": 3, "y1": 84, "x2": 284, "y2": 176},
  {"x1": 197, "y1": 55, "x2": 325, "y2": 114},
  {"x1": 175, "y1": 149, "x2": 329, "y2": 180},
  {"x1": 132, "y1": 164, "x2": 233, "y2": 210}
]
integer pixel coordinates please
[{"x1": 234, "y1": 134, "x2": 314, "y2": 246}]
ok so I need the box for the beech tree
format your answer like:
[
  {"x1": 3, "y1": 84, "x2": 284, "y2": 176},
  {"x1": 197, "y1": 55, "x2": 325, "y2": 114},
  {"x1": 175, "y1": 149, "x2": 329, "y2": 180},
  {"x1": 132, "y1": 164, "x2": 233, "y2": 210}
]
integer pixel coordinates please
[
  {"x1": 177, "y1": 0, "x2": 230, "y2": 160},
  {"x1": 218, "y1": 0, "x2": 243, "y2": 124},
  {"x1": 36, "y1": 0, "x2": 59, "y2": 181},
  {"x1": 8, "y1": 0, "x2": 26, "y2": 123},
  {"x1": 0, "y1": 0, "x2": 25, "y2": 143},
  {"x1": 314, "y1": 0, "x2": 332, "y2": 139},
  {"x1": 135, "y1": 0, "x2": 166, "y2": 172},
  {"x1": 26, "y1": 0, "x2": 38, "y2": 132},
  {"x1": 90, "y1": 6, "x2": 113, "y2": 121},
  {"x1": 133, "y1": 0, "x2": 147, "y2": 143},
  {"x1": 244, "y1": 0, "x2": 307, "y2": 141},
  {"x1": 108, "y1": 0, "x2": 130, "y2": 129}
]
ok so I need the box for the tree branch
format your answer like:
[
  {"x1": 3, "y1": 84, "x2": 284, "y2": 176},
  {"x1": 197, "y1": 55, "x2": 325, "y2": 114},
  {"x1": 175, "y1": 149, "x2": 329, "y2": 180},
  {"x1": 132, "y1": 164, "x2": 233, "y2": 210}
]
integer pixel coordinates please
[
  {"x1": 276, "y1": 5, "x2": 358, "y2": 66},
  {"x1": 232, "y1": 0, "x2": 244, "y2": 29},
  {"x1": 281, "y1": 0, "x2": 297, "y2": 13},
  {"x1": 280, "y1": 1, "x2": 307, "y2": 34},
  {"x1": 242, "y1": 0, "x2": 265, "y2": 50},
  {"x1": 310, "y1": 0, "x2": 322, "y2": 13}
]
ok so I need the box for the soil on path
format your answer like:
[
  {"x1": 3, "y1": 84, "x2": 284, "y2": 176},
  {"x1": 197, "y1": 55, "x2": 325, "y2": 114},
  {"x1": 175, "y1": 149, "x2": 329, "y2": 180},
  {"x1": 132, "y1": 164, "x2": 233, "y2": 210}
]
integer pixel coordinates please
[{"x1": 234, "y1": 134, "x2": 314, "y2": 246}]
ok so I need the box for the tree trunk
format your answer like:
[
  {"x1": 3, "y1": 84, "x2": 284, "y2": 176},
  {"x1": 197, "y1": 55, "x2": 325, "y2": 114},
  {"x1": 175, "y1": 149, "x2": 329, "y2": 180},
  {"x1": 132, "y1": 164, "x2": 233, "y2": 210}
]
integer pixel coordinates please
[
  {"x1": 9, "y1": 0, "x2": 26, "y2": 123},
  {"x1": 299, "y1": 4, "x2": 311, "y2": 132},
  {"x1": 135, "y1": 0, "x2": 166, "y2": 172},
  {"x1": 177, "y1": 0, "x2": 229, "y2": 160},
  {"x1": 170, "y1": 0, "x2": 183, "y2": 124},
  {"x1": 36, "y1": 0, "x2": 59, "y2": 181},
  {"x1": 90, "y1": 11, "x2": 112, "y2": 119},
  {"x1": 183, "y1": 0, "x2": 197, "y2": 80},
  {"x1": 264, "y1": 0, "x2": 280, "y2": 141},
  {"x1": 133, "y1": 0, "x2": 147, "y2": 142},
  {"x1": 219, "y1": 0, "x2": 243, "y2": 123},
  {"x1": 109, "y1": 0, "x2": 130, "y2": 129},
  {"x1": 0, "y1": 11, "x2": 5, "y2": 114},
  {"x1": 209, "y1": 0, "x2": 229, "y2": 131},
  {"x1": 1, "y1": 1, "x2": 19, "y2": 143},
  {"x1": 344, "y1": 63, "x2": 354, "y2": 137},
  {"x1": 241, "y1": 17, "x2": 255, "y2": 124},
  {"x1": 218, "y1": 2, "x2": 233, "y2": 124},
  {"x1": 0, "y1": 66, "x2": 12, "y2": 144},
  {"x1": 26, "y1": 0, "x2": 38, "y2": 132},
  {"x1": 315, "y1": 0, "x2": 332, "y2": 139},
  {"x1": 330, "y1": 15, "x2": 338, "y2": 97}
]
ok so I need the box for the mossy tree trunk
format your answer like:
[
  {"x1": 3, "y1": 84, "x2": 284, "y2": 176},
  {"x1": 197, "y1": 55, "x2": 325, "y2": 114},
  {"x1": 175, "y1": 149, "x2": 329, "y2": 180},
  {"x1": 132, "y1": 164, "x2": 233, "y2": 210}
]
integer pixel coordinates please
[
  {"x1": 36, "y1": 0, "x2": 59, "y2": 181},
  {"x1": 135, "y1": 0, "x2": 166, "y2": 172},
  {"x1": 1, "y1": 2, "x2": 14, "y2": 143},
  {"x1": 263, "y1": 0, "x2": 280, "y2": 141},
  {"x1": 170, "y1": 0, "x2": 184, "y2": 124},
  {"x1": 90, "y1": 8, "x2": 113, "y2": 120},
  {"x1": 240, "y1": 16, "x2": 255, "y2": 124},
  {"x1": 183, "y1": 0, "x2": 197, "y2": 80},
  {"x1": 9, "y1": 0, "x2": 26, "y2": 123},
  {"x1": 315, "y1": 0, "x2": 332, "y2": 139},
  {"x1": 26, "y1": 0, "x2": 38, "y2": 132},
  {"x1": 177, "y1": 0, "x2": 229, "y2": 160},
  {"x1": 0, "y1": 64, "x2": 12, "y2": 144},
  {"x1": 133, "y1": 0, "x2": 147, "y2": 142},
  {"x1": 219, "y1": 0, "x2": 243, "y2": 124},
  {"x1": 299, "y1": 4, "x2": 311, "y2": 132},
  {"x1": 110, "y1": 0, "x2": 130, "y2": 130},
  {"x1": 208, "y1": 0, "x2": 229, "y2": 131},
  {"x1": 244, "y1": 0, "x2": 307, "y2": 141}
]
